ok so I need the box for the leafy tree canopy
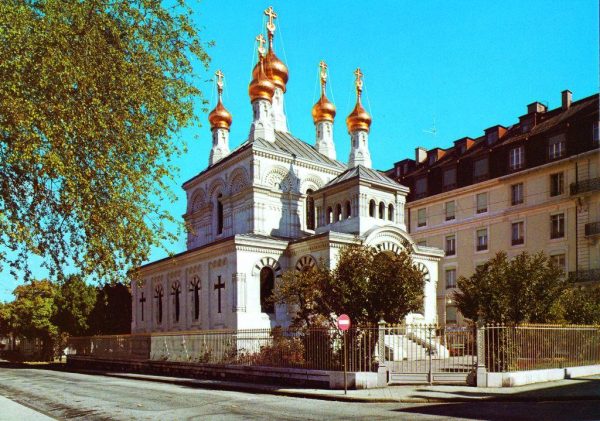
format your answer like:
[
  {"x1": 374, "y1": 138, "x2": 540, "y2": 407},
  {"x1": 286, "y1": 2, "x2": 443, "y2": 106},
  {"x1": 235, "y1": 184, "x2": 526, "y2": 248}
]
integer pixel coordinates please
[
  {"x1": 273, "y1": 244, "x2": 425, "y2": 327},
  {"x1": 52, "y1": 274, "x2": 97, "y2": 336},
  {"x1": 560, "y1": 287, "x2": 600, "y2": 325},
  {"x1": 0, "y1": 0, "x2": 211, "y2": 282},
  {"x1": 454, "y1": 251, "x2": 566, "y2": 324},
  {"x1": 9, "y1": 279, "x2": 58, "y2": 340}
]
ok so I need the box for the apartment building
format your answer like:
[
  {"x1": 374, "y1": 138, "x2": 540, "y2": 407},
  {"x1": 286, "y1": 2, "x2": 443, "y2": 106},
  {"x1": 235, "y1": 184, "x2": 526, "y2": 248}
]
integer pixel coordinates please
[{"x1": 388, "y1": 91, "x2": 599, "y2": 325}]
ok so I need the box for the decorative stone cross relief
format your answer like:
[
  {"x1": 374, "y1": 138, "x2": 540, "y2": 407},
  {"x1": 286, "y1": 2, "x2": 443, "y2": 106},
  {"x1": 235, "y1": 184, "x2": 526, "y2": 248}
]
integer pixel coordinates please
[
  {"x1": 139, "y1": 293, "x2": 146, "y2": 321},
  {"x1": 214, "y1": 275, "x2": 225, "y2": 314}
]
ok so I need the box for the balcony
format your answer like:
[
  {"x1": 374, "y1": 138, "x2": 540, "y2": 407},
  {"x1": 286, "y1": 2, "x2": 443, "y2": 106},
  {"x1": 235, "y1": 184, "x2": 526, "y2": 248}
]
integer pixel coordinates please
[
  {"x1": 585, "y1": 222, "x2": 600, "y2": 237},
  {"x1": 570, "y1": 177, "x2": 600, "y2": 195},
  {"x1": 568, "y1": 269, "x2": 600, "y2": 284}
]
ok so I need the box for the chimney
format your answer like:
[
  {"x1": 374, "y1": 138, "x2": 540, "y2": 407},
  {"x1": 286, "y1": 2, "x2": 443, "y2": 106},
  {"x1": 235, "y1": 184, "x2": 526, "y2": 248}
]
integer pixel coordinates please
[
  {"x1": 527, "y1": 102, "x2": 547, "y2": 114},
  {"x1": 415, "y1": 147, "x2": 427, "y2": 164},
  {"x1": 562, "y1": 90, "x2": 572, "y2": 110}
]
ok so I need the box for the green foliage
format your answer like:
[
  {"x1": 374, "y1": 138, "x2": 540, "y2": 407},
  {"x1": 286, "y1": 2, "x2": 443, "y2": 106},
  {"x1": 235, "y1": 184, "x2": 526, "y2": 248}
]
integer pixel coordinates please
[
  {"x1": 0, "y1": 0, "x2": 210, "y2": 282},
  {"x1": 87, "y1": 283, "x2": 131, "y2": 335},
  {"x1": 454, "y1": 251, "x2": 566, "y2": 324},
  {"x1": 9, "y1": 280, "x2": 58, "y2": 341},
  {"x1": 0, "y1": 301, "x2": 12, "y2": 336},
  {"x1": 274, "y1": 244, "x2": 425, "y2": 326},
  {"x1": 52, "y1": 275, "x2": 97, "y2": 336},
  {"x1": 560, "y1": 287, "x2": 600, "y2": 325}
]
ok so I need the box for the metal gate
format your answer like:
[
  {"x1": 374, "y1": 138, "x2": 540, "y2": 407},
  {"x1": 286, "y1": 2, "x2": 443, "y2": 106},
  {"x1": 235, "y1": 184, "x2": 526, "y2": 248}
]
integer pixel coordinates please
[{"x1": 384, "y1": 324, "x2": 477, "y2": 384}]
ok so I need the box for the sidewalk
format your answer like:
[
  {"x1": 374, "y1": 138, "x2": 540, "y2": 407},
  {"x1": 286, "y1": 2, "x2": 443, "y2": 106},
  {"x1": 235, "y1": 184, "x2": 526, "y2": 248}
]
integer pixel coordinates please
[
  {"x1": 77, "y1": 369, "x2": 600, "y2": 403},
  {"x1": 0, "y1": 395, "x2": 55, "y2": 420}
]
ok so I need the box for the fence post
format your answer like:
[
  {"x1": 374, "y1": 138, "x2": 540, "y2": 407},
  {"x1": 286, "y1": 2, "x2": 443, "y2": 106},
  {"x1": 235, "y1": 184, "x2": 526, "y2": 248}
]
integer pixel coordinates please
[
  {"x1": 476, "y1": 321, "x2": 487, "y2": 387},
  {"x1": 377, "y1": 318, "x2": 388, "y2": 387}
]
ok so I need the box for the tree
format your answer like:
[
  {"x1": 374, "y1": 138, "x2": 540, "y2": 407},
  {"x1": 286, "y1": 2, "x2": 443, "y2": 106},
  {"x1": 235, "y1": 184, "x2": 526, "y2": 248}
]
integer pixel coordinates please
[
  {"x1": 560, "y1": 287, "x2": 600, "y2": 325},
  {"x1": 274, "y1": 244, "x2": 425, "y2": 327},
  {"x1": 0, "y1": 1, "x2": 211, "y2": 282},
  {"x1": 87, "y1": 283, "x2": 131, "y2": 335},
  {"x1": 454, "y1": 251, "x2": 566, "y2": 324},
  {"x1": 52, "y1": 275, "x2": 97, "y2": 336}
]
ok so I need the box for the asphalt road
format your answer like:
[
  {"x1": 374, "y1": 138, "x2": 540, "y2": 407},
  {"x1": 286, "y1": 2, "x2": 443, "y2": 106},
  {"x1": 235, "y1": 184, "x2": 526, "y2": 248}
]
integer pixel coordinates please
[{"x1": 0, "y1": 366, "x2": 599, "y2": 420}]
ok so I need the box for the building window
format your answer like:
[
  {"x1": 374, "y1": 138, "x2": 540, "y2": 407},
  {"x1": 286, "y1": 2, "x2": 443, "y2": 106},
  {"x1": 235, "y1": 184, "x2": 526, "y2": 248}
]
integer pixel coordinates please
[
  {"x1": 511, "y1": 183, "x2": 523, "y2": 205},
  {"x1": 550, "y1": 172, "x2": 564, "y2": 197},
  {"x1": 369, "y1": 200, "x2": 376, "y2": 217},
  {"x1": 594, "y1": 121, "x2": 599, "y2": 145},
  {"x1": 476, "y1": 193, "x2": 488, "y2": 214},
  {"x1": 336, "y1": 204, "x2": 342, "y2": 222},
  {"x1": 443, "y1": 167, "x2": 457, "y2": 191},
  {"x1": 551, "y1": 213, "x2": 565, "y2": 239},
  {"x1": 306, "y1": 190, "x2": 315, "y2": 230},
  {"x1": 551, "y1": 254, "x2": 566, "y2": 273},
  {"x1": 445, "y1": 269, "x2": 457, "y2": 288},
  {"x1": 379, "y1": 202, "x2": 385, "y2": 219},
  {"x1": 473, "y1": 157, "x2": 489, "y2": 181},
  {"x1": 445, "y1": 201, "x2": 456, "y2": 221},
  {"x1": 190, "y1": 277, "x2": 201, "y2": 321},
  {"x1": 388, "y1": 204, "x2": 394, "y2": 221},
  {"x1": 511, "y1": 221, "x2": 524, "y2": 245},
  {"x1": 171, "y1": 282, "x2": 181, "y2": 323},
  {"x1": 216, "y1": 194, "x2": 224, "y2": 235},
  {"x1": 417, "y1": 208, "x2": 426, "y2": 227},
  {"x1": 509, "y1": 146, "x2": 524, "y2": 171},
  {"x1": 476, "y1": 228, "x2": 488, "y2": 251},
  {"x1": 416, "y1": 240, "x2": 427, "y2": 247},
  {"x1": 154, "y1": 284, "x2": 164, "y2": 325},
  {"x1": 345, "y1": 201, "x2": 352, "y2": 219},
  {"x1": 445, "y1": 235, "x2": 456, "y2": 256},
  {"x1": 415, "y1": 177, "x2": 427, "y2": 199},
  {"x1": 446, "y1": 305, "x2": 458, "y2": 324},
  {"x1": 260, "y1": 267, "x2": 275, "y2": 314},
  {"x1": 548, "y1": 134, "x2": 566, "y2": 160},
  {"x1": 327, "y1": 207, "x2": 333, "y2": 224}
]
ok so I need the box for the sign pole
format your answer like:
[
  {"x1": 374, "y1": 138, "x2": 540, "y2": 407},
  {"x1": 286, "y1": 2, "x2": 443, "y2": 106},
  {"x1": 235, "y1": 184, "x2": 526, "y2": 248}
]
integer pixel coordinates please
[{"x1": 343, "y1": 329, "x2": 347, "y2": 395}]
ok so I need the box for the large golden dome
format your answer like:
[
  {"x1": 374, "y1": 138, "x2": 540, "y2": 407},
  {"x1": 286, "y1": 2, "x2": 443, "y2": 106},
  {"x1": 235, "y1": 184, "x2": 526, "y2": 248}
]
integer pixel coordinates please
[
  {"x1": 208, "y1": 98, "x2": 232, "y2": 130},
  {"x1": 249, "y1": 56, "x2": 276, "y2": 103},
  {"x1": 312, "y1": 94, "x2": 336, "y2": 124},
  {"x1": 346, "y1": 68, "x2": 371, "y2": 132},
  {"x1": 251, "y1": 39, "x2": 289, "y2": 92}
]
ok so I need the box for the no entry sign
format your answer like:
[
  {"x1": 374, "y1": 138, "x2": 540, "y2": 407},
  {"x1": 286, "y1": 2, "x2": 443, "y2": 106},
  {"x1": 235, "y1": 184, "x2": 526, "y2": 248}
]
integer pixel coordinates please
[{"x1": 337, "y1": 314, "x2": 351, "y2": 331}]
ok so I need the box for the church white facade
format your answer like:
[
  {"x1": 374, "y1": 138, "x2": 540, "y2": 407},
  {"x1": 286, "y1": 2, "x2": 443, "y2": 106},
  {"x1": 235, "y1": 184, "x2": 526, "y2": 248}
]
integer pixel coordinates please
[{"x1": 131, "y1": 8, "x2": 443, "y2": 333}]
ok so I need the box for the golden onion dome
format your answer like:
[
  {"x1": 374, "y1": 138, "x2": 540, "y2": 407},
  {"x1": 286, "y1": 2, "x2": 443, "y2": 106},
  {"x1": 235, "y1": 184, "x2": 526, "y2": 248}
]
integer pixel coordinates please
[
  {"x1": 208, "y1": 98, "x2": 232, "y2": 130},
  {"x1": 251, "y1": 39, "x2": 289, "y2": 92},
  {"x1": 312, "y1": 94, "x2": 336, "y2": 124},
  {"x1": 346, "y1": 67, "x2": 371, "y2": 132},
  {"x1": 249, "y1": 56, "x2": 276, "y2": 103}
]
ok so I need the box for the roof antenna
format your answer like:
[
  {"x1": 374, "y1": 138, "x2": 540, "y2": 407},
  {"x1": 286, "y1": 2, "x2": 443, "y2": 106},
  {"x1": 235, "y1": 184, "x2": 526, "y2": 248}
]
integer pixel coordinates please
[{"x1": 423, "y1": 115, "x2": 437, "y2": 137}]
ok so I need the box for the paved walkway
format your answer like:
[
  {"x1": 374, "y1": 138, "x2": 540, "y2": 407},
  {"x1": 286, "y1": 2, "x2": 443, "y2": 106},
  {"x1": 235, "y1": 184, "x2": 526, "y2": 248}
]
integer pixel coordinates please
[
  {"x1": 78, "y1": 370, "x2": 600, "y2": 403},
  {"x1": 0, "y1": 395, "x2": 55, "y2": 420}
]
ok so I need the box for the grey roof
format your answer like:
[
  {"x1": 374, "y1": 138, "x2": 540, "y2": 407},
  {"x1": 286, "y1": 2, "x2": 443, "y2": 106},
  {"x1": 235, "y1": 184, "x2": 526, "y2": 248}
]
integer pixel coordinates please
[{"x1": 320, "y1": 164, "x2": 405, "y2": 190}]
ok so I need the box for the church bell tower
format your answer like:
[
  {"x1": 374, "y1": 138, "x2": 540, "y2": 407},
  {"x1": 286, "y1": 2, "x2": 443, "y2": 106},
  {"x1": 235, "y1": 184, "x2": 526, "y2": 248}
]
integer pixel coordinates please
[{"x1": 346, "y1": 68, "x2": 372, "y2": 168}]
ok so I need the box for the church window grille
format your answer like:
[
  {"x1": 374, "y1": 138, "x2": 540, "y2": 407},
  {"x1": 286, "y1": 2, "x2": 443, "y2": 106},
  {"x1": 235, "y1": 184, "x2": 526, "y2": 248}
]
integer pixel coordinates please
[
  {"x1": 388, "y1": 204, "x2": 394, "y2": 221},
  {"x1": 154, "y1": 284, "x2": 164, "y2": 324},
  {"x1": 345, "y1": 201, "x2": 352, "y2": 219},
  {"x1": 327, "y1": 207, "x2": 333, "y2": 224},
  {"x1": 306, "y1": 189, "x2": 315, "y2": 230},
  {"x1": 378, "y1": 202, "x2": 385, "y2": 219},
  {"x1": 171, "y1": 281, "x2": 181, "y2": 323},
  {"x1": 260, "y1": 267, "x2": 275, "y2": 314},
  {"x1": 336, "y1": 204, "x2": 342, "y2": 222},
  {"x1": 189, "y1": 277, "x2": 201, "y2": 321},
  {"x1": 369, "y1": 200, "x2": 376, "y2": 217},
  {"x1": 217, "y1": 194, "x2": 224, "y2": 235}
]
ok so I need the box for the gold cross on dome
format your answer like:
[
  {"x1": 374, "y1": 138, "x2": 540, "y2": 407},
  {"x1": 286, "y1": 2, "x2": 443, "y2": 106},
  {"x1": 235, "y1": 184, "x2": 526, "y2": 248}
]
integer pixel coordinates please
[
  {"x1": 215, "y1": 69, "x2": 224, "y2": 92},
  {"x1": 264, "y1": 6, "x2": 277, "y2": 33},
  {"x1": 354, "y1": 67, "x2": 364, "y2": 92},
  {"x1": 256, "y1": 33, "x2": 266, "y2": 55},
  {"x1": 319, "y1": 60, "x2": 328, "y2": 81}
]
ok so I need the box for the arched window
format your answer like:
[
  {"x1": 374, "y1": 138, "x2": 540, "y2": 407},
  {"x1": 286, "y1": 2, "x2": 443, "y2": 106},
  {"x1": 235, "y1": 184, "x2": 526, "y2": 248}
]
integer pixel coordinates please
[
  {"x1": 189, "y1": 277, "x2": 200, "y2": 321},
  {"x1": 379, "y1": 202, "x2": 385, "y2": 219},
  {"x1": 171, "y1": 282, "x2": 181, "y2": 323},
  {"x1": 260, "y1": 267, "x2": 275, "y2": 314},
  {"x1": 369, "y1": 200, "x2": 376, "y2": 217},
  {"x1": 217, "y1": 194, "x2": 224, "y2": 235},
  {"x1": 345, "y1": 201, "x2": 351, "y2": 219},
  {"x1": 154, "y1": 285, "x2": 163, "y2": 324},
  {"x1": 306, "y1": 189, "x2": 315, "y2": 230},
  {"x1": 336, "y1": 204, "x2": 342, "y2": 222},
  {"x1": 327, "y1": 207, "x2": 333, "y2": 224},
  {"x1": 388, "y1": 204, "x2": 394, "y2": 221}
]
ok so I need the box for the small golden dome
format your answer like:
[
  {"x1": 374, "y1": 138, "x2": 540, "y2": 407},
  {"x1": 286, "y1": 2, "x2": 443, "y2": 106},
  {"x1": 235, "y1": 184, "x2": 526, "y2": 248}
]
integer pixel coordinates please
[
  {"x1": 209, "y1": 98, "x2": 232, "y2": 130},
  {"x1": 249, "y1": 56, "x2": 276, "y2": 103},
  {"x1": 312, "y1": 61, "x2": 335, "y2": 123},
  {"x1": 346, "y1": 67, "x2": 371, "y2": 133}
]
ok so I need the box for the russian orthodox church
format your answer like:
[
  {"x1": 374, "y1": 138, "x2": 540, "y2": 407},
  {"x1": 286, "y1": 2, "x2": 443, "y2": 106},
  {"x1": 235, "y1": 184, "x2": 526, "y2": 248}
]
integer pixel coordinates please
[{"x1": 131, "y1": 7, "x2": 443, "y2": 333}]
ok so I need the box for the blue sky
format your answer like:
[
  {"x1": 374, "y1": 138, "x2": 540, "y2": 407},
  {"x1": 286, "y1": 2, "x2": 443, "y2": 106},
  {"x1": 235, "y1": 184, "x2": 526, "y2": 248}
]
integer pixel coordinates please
[{"x1": 1, "y1": 0, "x2": 598, "y2": 300}]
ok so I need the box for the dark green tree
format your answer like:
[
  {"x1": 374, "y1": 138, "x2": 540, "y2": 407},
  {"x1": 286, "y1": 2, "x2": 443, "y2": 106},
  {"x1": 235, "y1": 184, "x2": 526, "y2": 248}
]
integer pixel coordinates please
[
  {"x1": 87, "y1": 283, "x2": 131, "y2": 335},
  {"x1": 454, "y1": 251, "x2": 566, "y2": 324},
  {"x1": 561, "y1": 287, "x2": 600, "y2": 325},
  {"x1": 0, "y1": 0, "x2": 211, "y2": 282},
  {"x1": 52, "y1": 275, "x2": 97, "y2": 336}
]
